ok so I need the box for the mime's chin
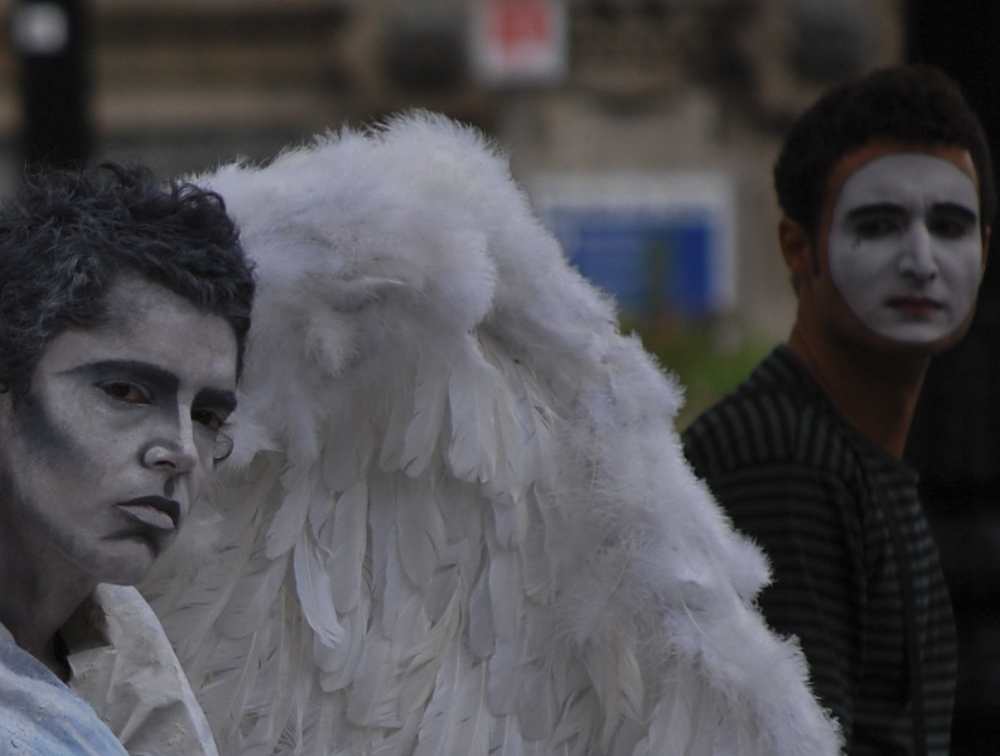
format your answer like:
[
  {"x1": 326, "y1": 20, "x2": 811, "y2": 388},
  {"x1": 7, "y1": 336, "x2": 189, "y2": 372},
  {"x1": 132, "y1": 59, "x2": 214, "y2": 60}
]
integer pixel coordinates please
[
  {"x1": 871, "y1": 319, "x2": 971, "y2": 355},
  {"x1": 86, "y1": 535, "x2": 171, "y2": 586}
]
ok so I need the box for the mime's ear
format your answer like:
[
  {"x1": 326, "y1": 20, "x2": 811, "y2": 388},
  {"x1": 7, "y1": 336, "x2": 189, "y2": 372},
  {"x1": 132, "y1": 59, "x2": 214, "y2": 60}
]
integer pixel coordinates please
[{"x1": 778, "y1": 217, "x2": 815, "y2": 292}]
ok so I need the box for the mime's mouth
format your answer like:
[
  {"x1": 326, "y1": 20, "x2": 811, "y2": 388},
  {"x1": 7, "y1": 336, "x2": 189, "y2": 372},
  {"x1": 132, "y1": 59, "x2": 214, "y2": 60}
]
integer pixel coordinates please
[
  {"x1": 886, "y1": 296, "x2": 943, "y2": 315},
  {"x1": 116, "y1": 496, "x2": 181, "y2": 530}
]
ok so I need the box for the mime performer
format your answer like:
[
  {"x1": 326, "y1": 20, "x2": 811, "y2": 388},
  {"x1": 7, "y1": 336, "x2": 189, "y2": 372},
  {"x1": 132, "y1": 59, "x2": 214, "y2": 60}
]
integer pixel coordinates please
[
  {"x1": 0, "y1": 163, "x2": 255, "y2": 755},
  {"x1": 684, "y1": 65, "x2": 992, "y2": 756}
]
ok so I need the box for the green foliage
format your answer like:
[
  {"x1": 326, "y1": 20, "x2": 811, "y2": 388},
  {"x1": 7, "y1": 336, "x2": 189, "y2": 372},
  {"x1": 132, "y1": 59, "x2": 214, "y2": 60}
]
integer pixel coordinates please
[{"x1": 626, "y1": 316, "x2": 775, "y2": 431}]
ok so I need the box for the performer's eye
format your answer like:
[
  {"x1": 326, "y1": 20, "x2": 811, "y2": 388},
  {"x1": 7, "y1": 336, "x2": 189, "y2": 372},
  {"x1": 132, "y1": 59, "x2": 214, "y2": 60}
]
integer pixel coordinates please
[
  {"x1": 192, "y1": 408, "x2": 227, "y2": 433},
  {"x1": 928, "y1": 209, "x2": 977, "y2": 240},
  {"x1": 99, "y1": 381, "x2": 151, "y2": 404},
  {"x1": 854, "y1": 216, "x2": 900, "y2": 238}
]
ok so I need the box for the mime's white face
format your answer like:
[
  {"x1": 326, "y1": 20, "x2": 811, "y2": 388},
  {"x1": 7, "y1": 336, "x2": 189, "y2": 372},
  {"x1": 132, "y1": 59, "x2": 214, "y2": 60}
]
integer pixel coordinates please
[
  {"x1": 0, "y1": 277, "x2": 238, "y2": 586},
  {"x1": 827, "y1": 152, "x2": 985, "y2": 344}
]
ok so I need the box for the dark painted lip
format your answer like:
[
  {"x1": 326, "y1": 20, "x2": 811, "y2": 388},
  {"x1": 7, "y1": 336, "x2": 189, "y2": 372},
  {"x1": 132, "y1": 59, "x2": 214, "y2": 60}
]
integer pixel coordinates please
[
  {"x1": 116, "y1": 496, "x2": 182, "y2": 529},
  {"x1": 886, "y1": 296, "x2": 944, "y2": 310}
]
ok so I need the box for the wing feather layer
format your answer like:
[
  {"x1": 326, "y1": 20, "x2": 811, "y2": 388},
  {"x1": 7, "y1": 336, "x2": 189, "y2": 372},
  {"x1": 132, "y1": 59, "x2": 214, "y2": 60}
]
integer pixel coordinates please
[{"x1": 140, "y1": 112, "x2": 842, "y2": 756}]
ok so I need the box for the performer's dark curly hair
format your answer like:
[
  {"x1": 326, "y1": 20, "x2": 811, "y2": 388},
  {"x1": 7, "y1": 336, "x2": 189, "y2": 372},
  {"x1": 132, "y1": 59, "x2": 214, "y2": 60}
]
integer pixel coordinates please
[
  {"x1": 0, "y1": 162, "x2": 255, "y2": 393},
  {"x1": 774, "y1": 64, "x2": 995, "y2": 242}
]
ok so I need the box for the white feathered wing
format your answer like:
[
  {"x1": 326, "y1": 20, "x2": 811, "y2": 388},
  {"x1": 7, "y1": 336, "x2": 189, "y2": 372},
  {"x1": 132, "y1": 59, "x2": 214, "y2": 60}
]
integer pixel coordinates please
[{"x1": 140, "y1": 112, "x2": 842, "y2": 756}]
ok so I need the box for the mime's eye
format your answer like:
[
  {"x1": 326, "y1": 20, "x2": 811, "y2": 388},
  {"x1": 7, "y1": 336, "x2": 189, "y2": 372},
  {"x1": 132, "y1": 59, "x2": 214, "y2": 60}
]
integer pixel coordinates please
[
  {"x1": 928, "y1": 215, "x2": 976, "y2": 240},
  {"x1": 854, "y1": 217, "x2": 900, "y2": 238},
  {"x1": 192, "y1": 408, "x2": 226, "y2": 433},
  {"x1": 99, "y1": 381, "x2": 151, "y2": 404}
]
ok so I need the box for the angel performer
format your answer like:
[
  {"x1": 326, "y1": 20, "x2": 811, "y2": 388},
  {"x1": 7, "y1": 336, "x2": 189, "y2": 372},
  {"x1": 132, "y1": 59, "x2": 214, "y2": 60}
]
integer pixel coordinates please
[
  {"x1": 139, "y1": 112, "x2": 843, "y2": 756},
  {"x1": 0, "y1": 163, "x2": 256, "y2": 754}
]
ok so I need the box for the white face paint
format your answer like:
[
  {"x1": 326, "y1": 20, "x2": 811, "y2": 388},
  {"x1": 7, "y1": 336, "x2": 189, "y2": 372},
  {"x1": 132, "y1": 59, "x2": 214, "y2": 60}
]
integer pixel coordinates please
[
  {"x1": 0, "y1": 277, "x2": 238, "y2": 586},
  {"x1": 827, "y1": 152, "x2": 984, "y2": 344}
]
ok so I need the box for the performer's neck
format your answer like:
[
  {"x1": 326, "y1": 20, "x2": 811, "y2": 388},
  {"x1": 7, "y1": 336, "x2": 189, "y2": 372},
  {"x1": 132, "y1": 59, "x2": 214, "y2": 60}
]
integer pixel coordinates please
[
  {"x1": 0, "y1": 535, "x2": 93, "y2": 681},
  {"x1": 787, "y1": 326, "x2": 929, "y2": 460}
]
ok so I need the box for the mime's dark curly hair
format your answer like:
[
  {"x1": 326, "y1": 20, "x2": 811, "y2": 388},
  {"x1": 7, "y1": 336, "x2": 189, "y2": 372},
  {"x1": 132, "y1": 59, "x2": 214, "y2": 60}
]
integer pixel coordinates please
[
  {"x1": 0, "y1": 162, "x2": 256, "y2": 393},
  {"x1": 774, "y1": 65, "x2": 995, "y2": 242}
]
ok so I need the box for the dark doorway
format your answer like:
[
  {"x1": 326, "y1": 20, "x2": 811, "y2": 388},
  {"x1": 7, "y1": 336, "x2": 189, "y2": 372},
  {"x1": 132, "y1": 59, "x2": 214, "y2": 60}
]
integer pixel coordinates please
[
  {"x1": 906, "y1": 3, "x2": 1000, "y2": 754},
  {"x1": 13, "y1": 0, "x2": 92, "y2": 167}
]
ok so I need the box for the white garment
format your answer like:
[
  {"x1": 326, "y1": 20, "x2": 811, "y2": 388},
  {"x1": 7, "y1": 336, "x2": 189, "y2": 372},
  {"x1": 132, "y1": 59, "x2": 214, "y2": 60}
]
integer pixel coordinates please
[{"x1": 1, "y1": 583, "x2": 218, "y2": 756}]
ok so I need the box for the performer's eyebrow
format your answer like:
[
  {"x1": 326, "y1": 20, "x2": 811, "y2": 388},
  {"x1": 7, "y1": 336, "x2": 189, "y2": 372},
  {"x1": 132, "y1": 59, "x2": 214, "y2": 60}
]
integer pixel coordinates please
[
  {"x1": 845, "y1": 202, "x2": 978, "y2": 223},
  {"x1": 930, "y1": 202, "x2": 978, "y2": 221},
  {"x1": 194, "y1": 387, "x2": 238, "y2": 415},
  {"x1": 844, "y1": 203, "x2": 907, "y2": 221},
  {"x1": 65, "y1": 359, "x2": 180, "y2": 394}
]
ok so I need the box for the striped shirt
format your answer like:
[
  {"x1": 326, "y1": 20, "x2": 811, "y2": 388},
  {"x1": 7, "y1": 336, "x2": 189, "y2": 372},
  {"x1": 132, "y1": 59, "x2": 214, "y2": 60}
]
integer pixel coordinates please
[{"x1": 682, "y1": 346, "x2": 956, "y2": 756}]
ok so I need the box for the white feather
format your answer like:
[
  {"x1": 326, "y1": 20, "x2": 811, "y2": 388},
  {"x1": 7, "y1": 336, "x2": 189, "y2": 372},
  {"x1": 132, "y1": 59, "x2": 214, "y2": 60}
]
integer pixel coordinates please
[
  {"x1": 346, "y1": 636, "x2": 402, "y2": 729},
  {"x1": 413, "y1": 644, "x2": 491, "y2": 756},
  {"x1": 293, "y1": 530, "x2": 345, "y2": 648},
  {"x1": 265, "y1": 469, "x2": 318, "y2": 559},
  {"x1": 446, "y1": 346, "x2": 501, "y2": 484},
  {"x1": 468, "y1": 563, "x2": 496, "y2": 660},
  {"x1": 395, "y1": 474, "x2": 447, "y2": 589},
  {"x1": 323, "y1": 479, "x2": 369, "y2": 613}
]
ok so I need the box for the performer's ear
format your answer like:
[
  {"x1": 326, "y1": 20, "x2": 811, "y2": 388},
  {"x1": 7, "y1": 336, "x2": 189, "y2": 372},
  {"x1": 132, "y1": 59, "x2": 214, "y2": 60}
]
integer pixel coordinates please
[{"x1": 779, "y1": 217, "x2": 814, "y2": 293}]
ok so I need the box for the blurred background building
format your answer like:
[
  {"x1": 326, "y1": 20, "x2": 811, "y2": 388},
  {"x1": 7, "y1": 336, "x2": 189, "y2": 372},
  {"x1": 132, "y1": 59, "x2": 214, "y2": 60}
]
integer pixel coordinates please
[
  {"x1": 0, "y1": 0, "x2": 996, "y2": 752},
  {"x1": 0, "y1": 0, "x2": 905, "y2": 341}
]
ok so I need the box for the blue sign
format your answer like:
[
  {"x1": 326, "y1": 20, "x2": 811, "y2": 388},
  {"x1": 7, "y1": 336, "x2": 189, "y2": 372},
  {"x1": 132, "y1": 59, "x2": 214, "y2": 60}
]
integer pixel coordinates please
[
  {"x1": 531, "y1": 173, "x2": 736, "y2": 319},
  {"x1": 545, "y1": 208, "x2": 715, "y2": 317}
]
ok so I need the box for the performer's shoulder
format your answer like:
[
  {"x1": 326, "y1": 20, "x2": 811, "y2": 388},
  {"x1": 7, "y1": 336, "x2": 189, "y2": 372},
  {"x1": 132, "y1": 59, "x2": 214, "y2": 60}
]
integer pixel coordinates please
[{"x1": 682, "y1": 347, "x2": 858, "y2": 480}]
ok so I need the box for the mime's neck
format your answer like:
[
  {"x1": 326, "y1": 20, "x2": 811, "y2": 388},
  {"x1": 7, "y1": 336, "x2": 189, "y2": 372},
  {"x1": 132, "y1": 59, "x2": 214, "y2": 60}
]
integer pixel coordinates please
[
  {"x1": 787, "y1": 326, "x2": 929, "y2": 459},
  {"x1": 0, "y1": 526, "x2": 94, "y2": 681}
]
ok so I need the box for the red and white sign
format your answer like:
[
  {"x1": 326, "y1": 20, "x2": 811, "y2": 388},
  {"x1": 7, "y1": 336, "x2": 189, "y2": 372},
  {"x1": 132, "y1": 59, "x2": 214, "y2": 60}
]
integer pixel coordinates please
[{"x1": 470, "y1": 0, "x2": 567, "y2": 86}]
